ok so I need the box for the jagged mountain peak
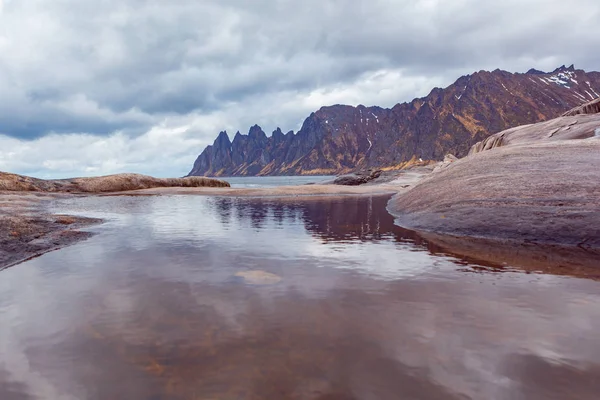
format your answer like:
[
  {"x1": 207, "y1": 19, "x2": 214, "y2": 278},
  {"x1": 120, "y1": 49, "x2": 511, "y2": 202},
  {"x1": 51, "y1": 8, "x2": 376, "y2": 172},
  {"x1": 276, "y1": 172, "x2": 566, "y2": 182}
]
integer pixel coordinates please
[
  {"x1": 188, "y1": 66, "x2": 600, "y2": 177},
  {"x1": 552, "y1": 64, "x2": 576, "y2": 73},
  {"x1": 271, "y1": 127, "x2": 285, "y2": 143},
  {"x1": 526, "y1": 68, "x2": 547, "y2": 75},
  {"x1": 248, "y1": 124, "x2": 267, "y2": 140},
  {"x1": 215, "y1": 130, "x2": 231, "y2": 144}
]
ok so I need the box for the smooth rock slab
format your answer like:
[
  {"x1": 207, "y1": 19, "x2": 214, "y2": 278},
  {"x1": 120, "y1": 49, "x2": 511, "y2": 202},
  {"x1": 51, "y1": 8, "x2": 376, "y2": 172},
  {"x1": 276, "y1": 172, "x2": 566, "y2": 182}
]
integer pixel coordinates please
[{"x1": 389, "y1": 139, "x2": 600, "y2": 250}]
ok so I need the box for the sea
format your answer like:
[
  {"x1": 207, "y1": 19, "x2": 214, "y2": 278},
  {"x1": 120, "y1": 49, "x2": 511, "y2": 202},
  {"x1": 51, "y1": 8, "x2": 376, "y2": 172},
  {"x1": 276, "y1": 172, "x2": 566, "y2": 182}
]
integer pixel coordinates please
[{"x1": 223, "y1": 175, "x2": 335, "y2": 188}]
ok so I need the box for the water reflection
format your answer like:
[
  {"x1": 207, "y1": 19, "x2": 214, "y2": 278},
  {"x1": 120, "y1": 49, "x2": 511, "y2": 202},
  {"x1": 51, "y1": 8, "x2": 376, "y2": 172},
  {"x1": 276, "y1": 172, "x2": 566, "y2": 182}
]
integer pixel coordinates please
[
  {"x1": 207, "y1": 196, "x2": 425, "y2": 242},
  {"x1": 206, "y1": 196, "x2": 510, "y2": 271},
  {"x1": 0, "y1": 195, "x2": 599, "y2": 399}
]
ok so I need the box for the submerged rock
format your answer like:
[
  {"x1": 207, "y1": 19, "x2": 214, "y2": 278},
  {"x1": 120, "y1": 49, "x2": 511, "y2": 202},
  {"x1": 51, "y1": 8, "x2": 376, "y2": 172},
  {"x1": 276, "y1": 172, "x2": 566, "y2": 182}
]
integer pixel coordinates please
[{"x1": 234, "y1": 270, "x2": 282, "y2": 285}]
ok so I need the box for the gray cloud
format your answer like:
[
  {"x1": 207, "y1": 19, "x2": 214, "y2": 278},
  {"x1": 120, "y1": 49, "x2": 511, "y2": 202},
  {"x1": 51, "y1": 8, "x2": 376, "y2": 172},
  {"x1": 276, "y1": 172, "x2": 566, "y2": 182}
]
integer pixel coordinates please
[{"x1": 0, "y1": 0, "x2": 598, "y2": 176}]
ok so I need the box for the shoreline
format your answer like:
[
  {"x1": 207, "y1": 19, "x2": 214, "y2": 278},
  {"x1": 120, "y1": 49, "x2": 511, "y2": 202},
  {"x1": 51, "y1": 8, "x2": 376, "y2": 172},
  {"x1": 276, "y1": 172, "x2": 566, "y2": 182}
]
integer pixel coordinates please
[
  {"x1": 2, "y1": 159, "x2": 599, "y2": 279},
  {"x1": 109, "y1": 183, "x2": 399, "y2": 198},
  {"x1": 0, "y1": 169, "x2": 424, "y2": 271},
  {"x1": 0, "y1": 192, "x2": 103, "y2": 271},
  {"x1": 387, "y1": 222, "x2": 600, "y2": 279},
  {"x1": 103, "y1": 169, "x2": 428, "y2": 197}
]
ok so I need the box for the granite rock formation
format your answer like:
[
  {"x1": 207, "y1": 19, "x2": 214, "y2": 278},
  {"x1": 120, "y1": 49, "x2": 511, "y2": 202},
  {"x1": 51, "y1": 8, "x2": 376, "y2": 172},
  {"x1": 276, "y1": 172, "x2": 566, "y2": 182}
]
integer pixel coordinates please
[
  {"x1": 389, "y1": 98, "x2": 600, "y2": 254},
  {"x1": 189, "y1": 65, "x2": 600, "y2": 177}
]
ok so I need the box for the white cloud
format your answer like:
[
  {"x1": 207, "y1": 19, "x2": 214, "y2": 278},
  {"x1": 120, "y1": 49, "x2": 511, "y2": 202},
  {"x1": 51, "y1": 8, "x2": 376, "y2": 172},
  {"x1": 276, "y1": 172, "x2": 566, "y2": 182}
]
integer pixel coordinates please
[
  {"x1": 0, "y1": 126, "x2": 199, "y2": 178},
  {"x1": 0, "y1": 67, "x2": 454, "y2": 178},
  {"x1": 0, "y1": 0, "x2": 598, "y2": 177}
]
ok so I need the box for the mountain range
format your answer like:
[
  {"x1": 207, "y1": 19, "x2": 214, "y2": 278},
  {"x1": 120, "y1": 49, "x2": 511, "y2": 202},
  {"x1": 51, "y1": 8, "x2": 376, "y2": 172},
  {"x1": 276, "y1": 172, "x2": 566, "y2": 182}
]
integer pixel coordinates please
[{"x1": 187, "y1": 65, "x2": 600, "y2": 177}]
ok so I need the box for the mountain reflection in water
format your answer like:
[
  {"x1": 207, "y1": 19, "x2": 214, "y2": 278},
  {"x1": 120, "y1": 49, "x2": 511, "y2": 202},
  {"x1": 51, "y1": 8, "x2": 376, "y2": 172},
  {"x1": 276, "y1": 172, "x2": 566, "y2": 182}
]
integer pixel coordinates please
[{"x1": 0, "y1": 195, "x2": 599, "y2": 400}]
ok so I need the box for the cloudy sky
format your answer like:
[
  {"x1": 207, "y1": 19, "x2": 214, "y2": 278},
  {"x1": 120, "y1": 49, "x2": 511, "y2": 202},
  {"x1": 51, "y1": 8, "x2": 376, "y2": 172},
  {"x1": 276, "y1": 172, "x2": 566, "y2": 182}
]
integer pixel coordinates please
[{"x1": 0, "y1": 0, "x2": 598, "y2": 178}]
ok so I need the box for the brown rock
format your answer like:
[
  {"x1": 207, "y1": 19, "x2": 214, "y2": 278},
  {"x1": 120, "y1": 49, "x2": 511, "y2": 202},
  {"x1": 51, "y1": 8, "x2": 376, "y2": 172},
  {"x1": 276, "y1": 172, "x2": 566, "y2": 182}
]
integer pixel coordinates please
[{"x1": 0, "y1": 172, "x2": 230, "y2": 193}]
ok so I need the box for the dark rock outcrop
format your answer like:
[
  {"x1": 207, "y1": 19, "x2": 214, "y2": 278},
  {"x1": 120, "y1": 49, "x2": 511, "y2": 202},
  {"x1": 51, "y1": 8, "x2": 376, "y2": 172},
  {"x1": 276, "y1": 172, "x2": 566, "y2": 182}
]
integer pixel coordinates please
[
  {"x1": 526, "y1": 68, "x2": 547, "y2": 75},
  {"x1": 333, "y1": 170, "x2": 382, "y2": 186},
  {"x1": 188, "y1": 66, "x2": 600, "y2": 177}
]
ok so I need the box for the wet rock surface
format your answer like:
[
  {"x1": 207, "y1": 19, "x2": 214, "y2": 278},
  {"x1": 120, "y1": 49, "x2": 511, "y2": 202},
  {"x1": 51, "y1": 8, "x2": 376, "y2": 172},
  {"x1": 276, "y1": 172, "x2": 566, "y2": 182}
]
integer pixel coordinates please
[{"x1": 0, "y1": 193, "x2": 102, "y2": 270}]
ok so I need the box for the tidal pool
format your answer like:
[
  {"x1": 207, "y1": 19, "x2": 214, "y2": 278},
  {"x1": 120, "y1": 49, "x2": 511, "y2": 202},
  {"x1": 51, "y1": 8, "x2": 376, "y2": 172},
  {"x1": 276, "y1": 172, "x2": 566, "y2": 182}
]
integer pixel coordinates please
[{"x1": 1, "y1": 195, "x2": 599, "y2": 399}]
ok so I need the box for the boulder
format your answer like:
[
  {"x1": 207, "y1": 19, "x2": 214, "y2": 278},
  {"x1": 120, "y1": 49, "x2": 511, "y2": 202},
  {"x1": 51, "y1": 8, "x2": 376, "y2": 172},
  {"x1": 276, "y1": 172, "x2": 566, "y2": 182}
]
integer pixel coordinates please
[
  {"x1": 333, "y1": 175, "x2": 370, "y2": 186},
  {"x1": 333, "y1": 169, "x2": 382, "y2": 186}
]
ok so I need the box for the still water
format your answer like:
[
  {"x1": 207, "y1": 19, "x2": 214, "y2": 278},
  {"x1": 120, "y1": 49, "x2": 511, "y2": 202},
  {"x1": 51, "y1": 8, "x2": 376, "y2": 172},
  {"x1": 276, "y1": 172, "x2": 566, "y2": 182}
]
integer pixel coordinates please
[{"x1": 1, "y1": 195, "x2": 600, "y2": 399}]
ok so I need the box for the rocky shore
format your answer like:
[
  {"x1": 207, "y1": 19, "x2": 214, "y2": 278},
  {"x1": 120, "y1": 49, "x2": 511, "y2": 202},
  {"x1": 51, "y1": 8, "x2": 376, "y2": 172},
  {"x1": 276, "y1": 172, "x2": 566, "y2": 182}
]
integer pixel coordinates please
[
  {"x1": 0, "y1": 192, "x2": 102, "y2": 270},
  {"x1": 389, "y1": 98, "x2": 600, "y2": 272},
  {"x1": 110, "y1": 168, "x2": 428, "y2": 197},
  {"x1": 0, "y1": 172, "x2": 230, "y2": 270},
  {"x1": 0, "y1": 167, "x2": 430, "y2": 271},
  {"x1": 0, "y1": 172, "x2": 230, "y2": 192}
]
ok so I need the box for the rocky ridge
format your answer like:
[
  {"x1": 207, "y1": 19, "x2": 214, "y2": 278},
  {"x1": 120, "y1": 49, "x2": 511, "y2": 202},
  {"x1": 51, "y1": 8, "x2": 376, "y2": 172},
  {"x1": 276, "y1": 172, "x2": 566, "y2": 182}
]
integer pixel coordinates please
[
  {"x1": 0, "y1": 172, "x2": 230, "y2": 193},
  {"x1": 189, "y1": 65, "x2": 600, "y2": 177}
]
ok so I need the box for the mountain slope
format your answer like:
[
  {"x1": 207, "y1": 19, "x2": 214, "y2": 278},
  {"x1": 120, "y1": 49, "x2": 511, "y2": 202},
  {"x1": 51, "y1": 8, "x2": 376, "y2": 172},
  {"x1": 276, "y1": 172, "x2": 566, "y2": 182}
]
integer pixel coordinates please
[{"x1": 188, "y1": 65, "x2": 600, "y2": 177}]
